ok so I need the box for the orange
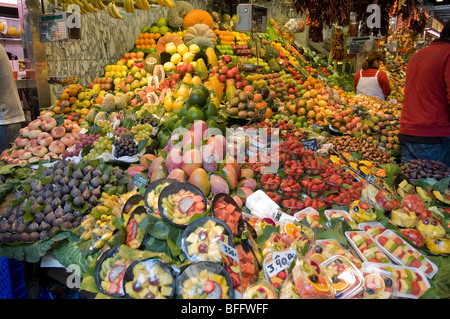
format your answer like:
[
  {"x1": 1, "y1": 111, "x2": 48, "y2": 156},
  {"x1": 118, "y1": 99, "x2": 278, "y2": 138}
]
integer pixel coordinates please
[
  {"x1": 310, "y1": 278, "x2": 330, "y2": 292},
  {"x1": 60, "y1": 92, "x2": 70, "y2": 100},
  {"x1": 69, "y1": 96, "x2": 77, "y2": 105},
  {"x1": 332, "y1": 280, "x2": 350, "y2": 292},
  {"x1": 309, "y1": 253, "x2": 326, "y2": 264},
  {"x1": 139, "y1": 33, "x2": 144, "y2": 39}
]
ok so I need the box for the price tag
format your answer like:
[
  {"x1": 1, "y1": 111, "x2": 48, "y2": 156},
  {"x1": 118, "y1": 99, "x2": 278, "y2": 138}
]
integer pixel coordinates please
[
  {"x1": 302, "y1": 138, "x2": 318, "y2": 151},
  {"x1": 366, "y1": 174, "x2": 377, "y2": 185},
  {"x1": 219, "y1": 241, "x2": 239, "y2": 262},
  {"x1": 264, "y1": 249, "x2": 297, "y2": 278},
  {"x1": 131, "y1": 174, "x2": 149, "y2": 188}
]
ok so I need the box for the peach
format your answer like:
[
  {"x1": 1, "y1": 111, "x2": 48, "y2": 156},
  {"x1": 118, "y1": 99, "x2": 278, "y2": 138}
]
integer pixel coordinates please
[
  {"x1": 50, "y1": 126, "x2": 66, "y2": 139},
  {"x1": 32, "y1": 145, "x2": 48, "y2": 157},
  {"x1": 44, "y1": 152, "x2": 60, "y2": 160},
  {"x1": 11, "y1": 149, "x2": 24, "y2": 159},
  {"x1": 29, "y1": 138, "x2": 39, "y2": 149},
  {"x1": 27, "y1": 119, "x2": 42, "y2": 131},
  {"x1": 19, "y1": 151, "x2": 33, "y2": 160},
  {"x1": 48, "y1": 140, "x2": 66, "y2": 154},
  {"x1": 63, "y1": 119, "x2": 74, "y2": 132},
  {"x1": 19, "y1": 127, "x2": 30, "y2": 138},
  {"x1": 28, "y1": 157, "x2": 42, "y2": 164},
  {"x1": 37, "y1": 132, "x2": 53, "y2": 146},
  {"x1": 40, "y1": 117, "x2": 57, "y2": 131},
  {"x1": 15, "y1": 137, "x2": 30, "y2": 148},
  {"x1": 60, "y1": 135, "x2": 74, "y2": 147},
  {"x1": 38, "y1": 111, "x2": 54, "y2": 120},
  {"x1": 27, "y1": 129, "x2": 41, "y2": 139}
]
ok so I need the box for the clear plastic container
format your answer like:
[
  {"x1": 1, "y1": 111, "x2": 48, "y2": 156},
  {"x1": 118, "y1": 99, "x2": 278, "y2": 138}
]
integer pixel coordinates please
[
  {"x1": 262, "y1": 251, "x2": 295, "y2": 294},
  {"x1": 325, "y1": 209, "x2": 358, "y2": 230},
  {"x1": 279, "y1": 274, "x2": 302, "y2": 299},
  {"x1": 345, "y1": 230, "x2": 391, "y2": 264},
  {"x1": 177, "y1": 261, "x2": 234, "y2": 299},
  {"x1": 360, "y1": 263, "x2": 399, "y2": 299},
  {"x1": 307, "y1": 239, "x2": 362, "y2": 269},
  {"x1": 123, "y1": 259, "x2": 176, "y2": 299},
  {"x1": 320, "y1": 256, "x2": 363, "y2": 299},
  {"x1": 375, "y1": 229, "x2": 438, "y2": 279},
  {"x1": 294, "y1": 207, "x2": 322, "y2": 229},
  {"x1": 241, "y1": 280, "x2": 278, "y2": 299},
  {"x1": 357, "y1": 221, "x2": 386, "y2": 239},
  {"x1": 291, "y1": 256, "x2": 336, "y2": 299},
  {"x1": 181, "y1": 217, "x2": 233, "y2": 262},
  {"x1": 362, "y1": 262, "x2": 431, "y2": 299}
]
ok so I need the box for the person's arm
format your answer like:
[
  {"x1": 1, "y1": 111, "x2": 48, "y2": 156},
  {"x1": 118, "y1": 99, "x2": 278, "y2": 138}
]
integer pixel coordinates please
[
  {"x1": 377, "y1": 71, "x2": 392, "y2": 97},
  {"x1": 354, "y1": 71, "x2": 360, "y2": 92},
  {"x1": 446, "y1": 54, "x2": 450, "y2": 106}
]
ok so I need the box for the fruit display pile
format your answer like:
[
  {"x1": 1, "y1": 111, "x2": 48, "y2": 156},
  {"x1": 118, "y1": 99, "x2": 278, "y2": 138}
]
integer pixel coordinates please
[{"x1": 0, "y1": 4, "x2": 449, "y2": 300}]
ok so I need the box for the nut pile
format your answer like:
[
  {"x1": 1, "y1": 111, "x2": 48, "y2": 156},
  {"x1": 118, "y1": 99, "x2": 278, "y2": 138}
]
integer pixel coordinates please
[{"x1": 329, "y1": 135, "x2": 392, "y2": 164}]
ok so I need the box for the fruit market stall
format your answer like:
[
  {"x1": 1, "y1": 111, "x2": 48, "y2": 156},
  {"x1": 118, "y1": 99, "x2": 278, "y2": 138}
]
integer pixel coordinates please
[{"x1": 0, "y1": 0, "x2": 449, "y2": 300}]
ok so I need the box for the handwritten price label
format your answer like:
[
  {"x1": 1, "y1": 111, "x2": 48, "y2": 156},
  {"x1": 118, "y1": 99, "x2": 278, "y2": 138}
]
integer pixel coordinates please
[
  {"x1": 219, "y1": 241, "x2": 239, "y2": 262},
  {"x1": 264, "y1": 249, "x2": 297, "y2": 278}
]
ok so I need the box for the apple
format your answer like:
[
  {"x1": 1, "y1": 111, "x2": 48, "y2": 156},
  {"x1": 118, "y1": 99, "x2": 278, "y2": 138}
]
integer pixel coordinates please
[
  {"x1": 28, "y1": 119, "x2": 42, "y2": 131},
  {"x1": 190, "y1": 120, "x2": 209, "y2": 140},
  {"x1": 223, "y1": 55, "x2": 233, "y2": 63},
  {"x1": 37, "y1": 132, "x2": 53, "y2": 146},
  {"x1": 226, "y1": 69, "x2": 236, "y2": 79},
  {"x1": 218, "y1": 74, "x2": 227, "y2": 83},
  {"x1": 231, "y1": 67, "x2": 239, "y2": 74},
  {"x1": 226, "y1": 79, "x2": 235, "y2": 84},
  {"x1": 48, "y1": 140, "x2": 66, "y2": 154},
  {"x1": 176, "y1": 64, "x2": 187, "y2": 74},
  {"x1": 220, "y1": 66, "x2": 229, "y2": 75},
  {"x1": 32, "y1": 145, "x2": 48, "y2": 157},
  {"x1": 235, "y1": 73, "x2": 243, "y2": 81},
  {"x1": 218, "y1": 60, "x2": 226, "y2": 68},
  {"x1": 185, "y1": 63, "x2": 195, "y2": 73},
  {"x1": 211, "y1": 66, "x2": 219, "y2": 73},
  {"x1": 50, "y1": 126, "x2": 66, "y2": 139}
]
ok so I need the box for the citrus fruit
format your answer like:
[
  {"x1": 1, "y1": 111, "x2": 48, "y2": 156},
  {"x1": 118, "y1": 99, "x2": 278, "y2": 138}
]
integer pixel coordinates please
[
  {"x1": 204, "y1": 101, "x2": 218, "y2": 118},
  {"x1": 310, "y1": 279, "x2": 330, "y2": 293},
  {"x1": 332, "y1": 279, "x2": 350, "y2": 292},
  {"x1": 188, "y1": 89, "x2": 207, "y2": 108},
  {"x1": 309, "y1": 253, "x2": 326, "y2": 264},
  {"x1": 363, "y1": 273, "x2": 385, "y2": 296},
  {"x1": 193, "y1": 83, "x2": 211, "y2": 99},
  {"x1": 159, "y1": 26, "x2": 170, "y2": 35},
  {"x1": 186, "y1": 106, "x2": 206, "y2": 123}
]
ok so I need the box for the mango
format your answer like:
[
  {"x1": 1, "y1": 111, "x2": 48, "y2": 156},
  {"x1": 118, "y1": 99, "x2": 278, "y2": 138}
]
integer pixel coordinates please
[
  {"x1": 210, "y1": 174, "x2": 229, "y2": 195},
  {"x1": 189, "y1": 168, "x2": 210, "y2": 197}
]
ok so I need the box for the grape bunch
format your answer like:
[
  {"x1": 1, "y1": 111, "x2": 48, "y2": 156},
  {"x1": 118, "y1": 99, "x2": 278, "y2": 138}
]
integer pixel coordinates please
[
  {"x1": 139, "y1": 116, "x2": 159, "y2": 127},
  {"x1": 114, "y1": 126, "x2": 131, "y2": 138},
  {"x1": 130, "y1": 123, "x2": 153, "y2": 144},
  {"x1": 84, "y1": 136, "x2": 113, "y2": 161},
  {"x1": 96, "y1": 120, "x2": 114, "y2": 135},
  {"x1": 113, "y1": 137, "x2": 138, "y2": 158},
  {"x1": 61, "y1": 134, "x2": 101, "y2": 159}
]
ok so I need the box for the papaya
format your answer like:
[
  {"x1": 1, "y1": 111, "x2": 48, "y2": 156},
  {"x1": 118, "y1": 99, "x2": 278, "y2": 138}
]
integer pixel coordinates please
[
  {"x1": 195, "y1": 58, "x2": 208, "y2": 80},
  {"x1": 205, "y1": 47, "x2": 218, "y2": 67}
]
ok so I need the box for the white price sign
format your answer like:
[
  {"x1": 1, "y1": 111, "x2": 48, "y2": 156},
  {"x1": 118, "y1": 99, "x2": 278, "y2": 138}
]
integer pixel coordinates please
[
  {"x1": 219, "y1": 241, "x2": 239, "y2": 262},
  {"x1": 264, "y1": 249, "x2": 297, "y2": 278}
]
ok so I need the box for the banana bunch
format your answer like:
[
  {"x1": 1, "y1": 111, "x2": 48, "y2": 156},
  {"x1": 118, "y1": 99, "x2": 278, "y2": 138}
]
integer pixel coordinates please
[
  {"x1": 6, "y1": 26, "x2": 21, "y2": 36},
  {"x1": 0, "y1": 22, "x2": 4, "y2": 32},
  {"x1": 91, "y1": 0, "x2": 106, "y2": 10},
  {"x1": 107, "y1": 1, "x2": 123, "y2": 19},
  {"x1": 135, "y1": 0, "x2": 150, "y2": 10},
  {"x1": 123, "y1": 0, "x2": 135, "y2": 13},
  {"x1": 152, "y1": 0, "x2": 175, "y2": 8}
]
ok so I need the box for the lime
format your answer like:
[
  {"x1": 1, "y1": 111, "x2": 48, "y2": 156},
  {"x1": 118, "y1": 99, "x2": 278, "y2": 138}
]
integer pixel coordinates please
[
  {"x1": 206, "y1": 119, "x2": 219, "y2": 130},
  {"x1": 173, "y1": 118, "x2": 188, "y2": 130},
  {"x1": 193, "y1": 83, "x2": 210, "y2": 99},
  {"x1": 188, "y1": 89, "x2": 207, "y2": 108},
  {"x1": 186, "y1": 106, "x2": 206, "y2": 123},
  {"x1": 157, "y1": 129, "x2": 170, "y2": 143}
]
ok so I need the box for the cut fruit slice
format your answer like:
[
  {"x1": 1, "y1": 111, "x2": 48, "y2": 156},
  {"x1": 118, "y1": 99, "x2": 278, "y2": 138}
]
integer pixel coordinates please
[
  {"x1": 310, "y1": 253, "x2": 327, "y2": 265},
  {"x1": 332, "y1": 280, "x2": 350, "y2": 292},
  {"x1": 108, "y1": 265, "x2": 125, "y2": 283},
  {"x1": 310, "y1": 279, "x2": 330, "y2": 293},
  {"x1": 179, "y1": 196, "x2": 195, "y2": 214},
  {"x1": 364, "y1": 273, "x2": 385, "y2": 296}
]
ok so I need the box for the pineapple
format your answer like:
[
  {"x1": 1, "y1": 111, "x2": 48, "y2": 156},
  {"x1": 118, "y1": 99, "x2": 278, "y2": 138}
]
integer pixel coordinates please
[{"x1": 264, "y1": 45, "x2": 281, "y2": 72}]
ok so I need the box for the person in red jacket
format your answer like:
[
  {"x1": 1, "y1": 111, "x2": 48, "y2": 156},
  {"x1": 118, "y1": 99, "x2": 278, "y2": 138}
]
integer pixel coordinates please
[
  {"x1": 399, "y1": 21, "x2": 450, "y2": 166},
  {"x1": 354, "y1": 50, "x2": 391, "y2": 100}
]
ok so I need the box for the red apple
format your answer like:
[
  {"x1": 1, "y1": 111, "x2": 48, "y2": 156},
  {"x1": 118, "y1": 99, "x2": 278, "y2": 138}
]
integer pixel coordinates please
[
  {"x1": 223, "y1": 55, "x2": 233, "y2": 63},
  {"x1": 226, "y1": 70, "x2": 236, "y2": 79},
  {"x1": 220, "y1": 66, "x2": 229, "y2": 75},
  {"x1": 218, "y1": 74, "x2": 227, "y2": 83}
]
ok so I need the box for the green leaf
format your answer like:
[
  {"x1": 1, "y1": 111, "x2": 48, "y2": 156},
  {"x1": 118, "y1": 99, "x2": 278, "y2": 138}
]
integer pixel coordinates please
[
  {"x1": 138, "y1": 139, "x2": 149, "y2": 152},
  {"x1": 254, "y1": 225, "x2": 279, "y2": 250},
  {"x1": 433, "y1": 177, "x2": 450, "y2": 193},
  {"x1": 53, "y1": 239, "x2": 100, "y2": 277}
]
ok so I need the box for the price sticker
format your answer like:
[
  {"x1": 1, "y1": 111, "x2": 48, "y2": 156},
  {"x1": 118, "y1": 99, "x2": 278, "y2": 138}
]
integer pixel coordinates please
[
  {"x1": 131, "y1": 174, "x2": 149, "y2": 188},
  {"x1": 302, "y1": 138, "x2": 318, "y2": 151},
  {"x1": 264, "y1": 249, "x2": 297, "y2": 278},
  {"x1": 219, "y1": 241, "x2": 239, "y2": 262},
  {"x1": 366, "y1": 174, "x2": 377, "y2": 185}
]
